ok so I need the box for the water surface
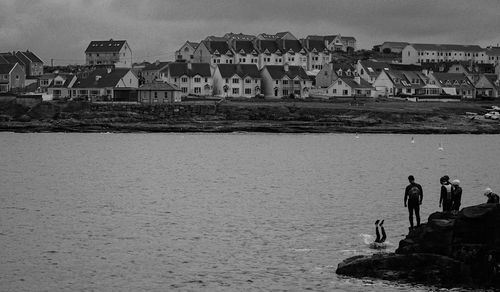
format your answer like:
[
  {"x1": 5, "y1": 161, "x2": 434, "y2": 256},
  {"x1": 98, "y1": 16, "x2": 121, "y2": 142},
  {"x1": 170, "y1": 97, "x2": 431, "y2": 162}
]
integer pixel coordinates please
[{"x1": 1, "y1": 133, "x2": 499, "y2": 291}]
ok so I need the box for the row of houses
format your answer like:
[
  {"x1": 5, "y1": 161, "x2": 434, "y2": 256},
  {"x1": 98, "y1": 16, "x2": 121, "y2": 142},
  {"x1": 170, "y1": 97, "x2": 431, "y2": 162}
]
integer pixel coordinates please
[
  {"x1": 44, "y1": 62, "x2": 314, "y2": 102},
  {"x1": 402, "y1": 44, "x2": 500, "y2": 65},
  {"x1": 310, "y1": 59, "x2": 500, "y2": 99},
  {"x1": 175, "y1": 32, "x2": 356, "y2": 71}
]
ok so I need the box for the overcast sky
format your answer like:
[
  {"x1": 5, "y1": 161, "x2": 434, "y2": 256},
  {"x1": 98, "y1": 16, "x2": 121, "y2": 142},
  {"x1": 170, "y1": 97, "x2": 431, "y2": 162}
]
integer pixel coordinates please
[{"x1": 1, "y1": 0, "x2": 499, "y2": 65}]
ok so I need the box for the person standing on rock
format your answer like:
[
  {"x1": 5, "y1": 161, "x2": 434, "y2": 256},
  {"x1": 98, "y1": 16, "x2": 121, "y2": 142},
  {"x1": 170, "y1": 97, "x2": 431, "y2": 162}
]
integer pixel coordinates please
[
  {"x1": 484, "y1": 188, "x2": 500, "y2": 204},
  {"x1": 439, "y1": 175, "x2": 453, "y2": 212},
  {"x1": 404, "y1": 175, "x2": 423, "y2": 229},
  {"x1": 451, "y1": 179, "x2": 462, "y2": 213}
]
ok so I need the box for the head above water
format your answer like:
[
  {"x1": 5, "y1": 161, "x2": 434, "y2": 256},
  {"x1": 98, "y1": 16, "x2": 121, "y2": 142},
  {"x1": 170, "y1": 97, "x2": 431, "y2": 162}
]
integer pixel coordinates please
[
  {"x1": 452, "y1": 179, "x2": 460, "y2": 186},
  {"x1": 408, "y1": 175, "x2": 415, "y2": 182}
]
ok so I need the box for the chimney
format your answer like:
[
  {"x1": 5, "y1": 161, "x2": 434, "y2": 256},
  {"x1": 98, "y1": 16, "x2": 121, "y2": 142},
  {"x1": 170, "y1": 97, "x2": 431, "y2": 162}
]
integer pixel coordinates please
[
  {"x1": 237, "y1": 64, "x2": 242, "y2": 73},
  {"x1": 107, "y1": 67, "x2": 112, "y2": 74},
  {"x1": 354, "y1": 76, "x2": 361, "y2": 85},
  {"x1": 95, "y1": 75, "x2": 102, "y2": 82},
  {"x1": 187, "y1": 62, "x2": 192, "y2": 71},
  {"x1": 284, "y1": 63, "x2": 289, "y2": 72}
]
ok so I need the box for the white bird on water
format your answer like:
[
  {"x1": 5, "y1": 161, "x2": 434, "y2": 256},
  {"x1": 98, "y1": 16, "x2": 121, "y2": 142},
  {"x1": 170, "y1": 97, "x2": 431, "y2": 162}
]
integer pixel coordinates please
[{"x1": 438, "y1": 143, "x2": 444, "y2": 151}]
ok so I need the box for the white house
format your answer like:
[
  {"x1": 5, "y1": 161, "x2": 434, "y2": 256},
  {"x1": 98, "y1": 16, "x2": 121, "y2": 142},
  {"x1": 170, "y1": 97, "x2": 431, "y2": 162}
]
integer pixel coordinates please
[
  {"x1": 175, "y1": 41, "x2": 199, "y2": 62},
  {"x1": 316, "y1": 63, "x2": 354, "y2": 88},
  {"x1": 402, "y1": 44, "x2": 487, "y2": 65},
  {"x1": 85, "y1": 39, "x2": 133, "y2": 68},
  {"x1": 159, "y1": 62, "x2": 212, "y2": 96},
  {"x1": 138, "y1": 81, "x2": 182, "y2": 104},
  {"x1": 47, "y1": 74, "x2": 77, "y2": 99},
  {"x1": 356, "y1": 60, "x2": 390, "y2": 84},
  {"x1": 260, "y1": 64, "x2": 312, "y2": 99},
  {"x1": 327, "y1": 76, "x2": 374, "y2": 97},
  {"x1": 0, "y1": 63, "x2": 25, "y2": 93},
  {"x1": 71, "y1": 68, "x2": 138, "y2": 101},
  {"x1": 212, "y1": 64, "x2": 261, "y2": 98},
  {"x1": 302, "y1": 36, "x2": 332, "y2": 70}
]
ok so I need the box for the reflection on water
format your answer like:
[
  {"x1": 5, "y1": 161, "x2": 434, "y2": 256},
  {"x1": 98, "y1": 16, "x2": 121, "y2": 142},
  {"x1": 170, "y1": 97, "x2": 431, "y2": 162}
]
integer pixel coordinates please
[{"x1": 0, "y1": 133, "x2": 499, "y2": 291}]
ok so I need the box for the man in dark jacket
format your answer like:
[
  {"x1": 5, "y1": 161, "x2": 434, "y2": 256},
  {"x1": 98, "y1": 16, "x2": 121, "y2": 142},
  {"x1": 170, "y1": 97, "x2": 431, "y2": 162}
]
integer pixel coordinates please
[{"x1": 404, "y1": 175, "x2": 423, "y2": 229}]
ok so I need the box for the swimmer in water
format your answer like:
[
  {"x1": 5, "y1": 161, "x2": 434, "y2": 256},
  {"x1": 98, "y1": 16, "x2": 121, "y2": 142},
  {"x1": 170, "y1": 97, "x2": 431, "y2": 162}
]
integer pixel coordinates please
[{"x1": 374, "y1": 220, "x2": 386, "y2": 243}]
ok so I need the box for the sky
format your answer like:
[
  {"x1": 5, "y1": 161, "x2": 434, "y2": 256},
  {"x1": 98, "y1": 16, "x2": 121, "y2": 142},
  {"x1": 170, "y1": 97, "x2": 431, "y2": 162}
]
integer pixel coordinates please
[{"x1": 1, "y1": 0, "x2": 499, "y2": 65}]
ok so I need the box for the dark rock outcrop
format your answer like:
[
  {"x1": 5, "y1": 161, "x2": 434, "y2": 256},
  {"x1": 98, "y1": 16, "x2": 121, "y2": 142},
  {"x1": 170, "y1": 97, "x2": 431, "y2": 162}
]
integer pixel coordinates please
[{"x1": 336, "y1": 203, "x2": 500, "y2": 288}]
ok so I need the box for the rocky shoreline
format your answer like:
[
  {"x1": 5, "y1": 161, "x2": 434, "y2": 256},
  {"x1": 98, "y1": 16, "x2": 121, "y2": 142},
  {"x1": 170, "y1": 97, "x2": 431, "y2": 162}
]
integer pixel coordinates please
[
  {"x1": 1, "y1": 99, "x2": 500, "y2": 134},
  {"x1": 336, "y1": 204, "x2": 500, "y2": 289}
]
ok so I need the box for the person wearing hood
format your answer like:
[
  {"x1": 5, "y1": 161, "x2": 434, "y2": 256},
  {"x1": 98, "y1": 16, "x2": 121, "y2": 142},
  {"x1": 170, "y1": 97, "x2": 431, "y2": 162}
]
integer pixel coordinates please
[
  {"x1": 451, "y1": 179, "x2": 462, "y2": 213},
  {"x1": 484, "y1": 188, "x2": 499, "y2": 204}
]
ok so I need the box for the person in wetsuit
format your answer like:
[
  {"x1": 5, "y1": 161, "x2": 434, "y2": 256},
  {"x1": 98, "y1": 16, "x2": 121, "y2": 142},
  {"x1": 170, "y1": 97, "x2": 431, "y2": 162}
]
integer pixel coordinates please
[
  {"x1": 439, "y1": 175, "x2": 453, "y2": 212},
  {"x1": 451, "y1": 179, "x2": 462, "y2": 213},
  {"x1": 374, "y1": 219, "x2": 386, "y2": 243},
  {"x1": 404, "y1": 175, "x2": 423, "y2": 229}
]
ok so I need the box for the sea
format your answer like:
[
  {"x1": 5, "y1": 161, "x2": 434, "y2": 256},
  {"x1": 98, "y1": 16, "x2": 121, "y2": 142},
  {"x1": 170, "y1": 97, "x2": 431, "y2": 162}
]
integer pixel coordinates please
[{"x1": 1, "y1": 132, "x2": 499, "y2": 291}]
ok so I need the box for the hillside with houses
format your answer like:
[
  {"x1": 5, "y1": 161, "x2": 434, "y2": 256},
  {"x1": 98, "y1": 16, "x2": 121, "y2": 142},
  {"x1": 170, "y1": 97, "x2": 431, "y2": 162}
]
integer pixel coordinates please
[{"x1": 1, "y1": 32, "x2": 500, "y2": 133}]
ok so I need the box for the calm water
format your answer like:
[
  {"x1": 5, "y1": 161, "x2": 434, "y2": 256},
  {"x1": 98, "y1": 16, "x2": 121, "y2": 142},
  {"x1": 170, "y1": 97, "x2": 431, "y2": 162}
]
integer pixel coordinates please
[{"x1": 1, "y1": 133, "x2": 499, "y2": 291}]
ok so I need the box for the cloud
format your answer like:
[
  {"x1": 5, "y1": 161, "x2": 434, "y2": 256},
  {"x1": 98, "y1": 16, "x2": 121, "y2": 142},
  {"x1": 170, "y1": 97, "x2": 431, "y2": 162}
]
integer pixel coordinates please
[{"x1": 0, "y1": 0, "x2": 499, "y2": 65}]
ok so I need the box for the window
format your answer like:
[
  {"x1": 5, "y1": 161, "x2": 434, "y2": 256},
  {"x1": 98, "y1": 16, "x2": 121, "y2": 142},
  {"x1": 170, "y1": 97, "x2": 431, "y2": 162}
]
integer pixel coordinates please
[
  {"x1": 232, "y1": 88, "x2": 239, "y2": 95},
  {"x1": 225, "y1": 79, "x2": 229, "y2": 83},
  {"x1": 275, "y1": 80, "x2": 279, "y2": 85},
  {"x1": 282, "y1": 80, "x2": 289, "y2": 85},
  {"x1": 164, "y1": 92, "x2": 168, "y2": 99},
  {"x1": 194, "y1": 87, "x2": 201, "y2": 94},
  {"x1": 181, "y1": 87, "x2": 188, "y2": 93},
  {"x1": 294, "y1": 80, "x2": 300, "y2": 85},
  {"x1": 232, "y1": 78, "x2": 239, "y2": 84},
  {"x1": 181, "y1": 77, "x2": 188, "y2": 82},
  {"x1": 332, "y1": 88, "x2": 337, "y2": 94},
  {"x1": 282, "y1": 89, "x2": 289, "y2": 96},
  {"x1": 194, "y1": 77, "x2": 201, "y2": 83},
  {"x1": 205, "y1": 78, "x2": 208, "y2": 82},
  {"x1": 338, "y1": 80, "x2": 342, "y2": 85},
  {"x1": 343, "y1": 90, "x2": 348, "y2": 95},
  {"x1": 245, "y1": 88, "x2": 251, "y2": 95},
  {"x1": 154, "y1": 92, "x2": 158, "y2": 99},
  {"x1": 174, "y1": 78, "x2": 177, "y2": 82},
  {"x1": 245, "y1": 79, "x2": 251, "y2": 84},
  {"x1": 90, "y1": 90, "x2": 99, "y2": 95}
]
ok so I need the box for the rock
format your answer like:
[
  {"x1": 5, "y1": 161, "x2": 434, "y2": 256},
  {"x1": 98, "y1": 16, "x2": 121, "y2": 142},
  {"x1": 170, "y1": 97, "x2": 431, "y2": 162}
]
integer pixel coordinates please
[
  {"x1": 337, "y1": 253, "x2": 470, "y2": 287},
  {"x1": 337, "y1": 203, "x2": 500, "y2": 288}
]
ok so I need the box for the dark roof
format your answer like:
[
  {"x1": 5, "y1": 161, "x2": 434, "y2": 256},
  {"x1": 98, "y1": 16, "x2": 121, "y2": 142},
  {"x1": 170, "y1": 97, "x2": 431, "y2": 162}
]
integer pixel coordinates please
[
  {"x1": 433, "y1": 72, "x2": 472, "y2": 83},
  {"x1": 359, "y1": 60, "x2": 390, "y2": 76},
  {"x1": 340, "y1": 77, "x2": 373, "y2": 89},
  {"x1": 264, "y1": 65, "x2": 309, "y2": 80},
  {"x1": 341, "y1": 36, "x2": 356, "y2": 42},
  {"x1": 0, "y1": 55, "x2": 8, "y2": 64},
  {"x1": 410, "y1": 44, "x2": 484, "y2": 52},
  {"x1": 139, "y1": 82, "x2": 180, "y2": 91},
  {"x1": 73, "y1": 68, "x2": 131, "y2": 88},
  {"x1": 166, "y1": 63, "x2": 211, "y2": 78},
  {"x1": 233, "y1": 40, "x2": 259, "y2": 55},
  {"x1": 381, "y1": 41, "x2": 409, "y2": 48},
  {"x1": 217, "y1": 64, "x2": 260, "y2": 79},
  {"x1": 19, "y1": 51, "x2": 43, "y2": 63},
  {"x1": 484, "y1": 75, "x2": 500, "y2": 89},
  {"x1": 48, "y1": 75, "x2": 75, "y2": 88},
  {"x1": 0, "y1": 53, "x2": 23, "y2": 65},
  {"x1": 258, "y1": 40, "x2": 280, "y2": 54},
  {"x1": 187, "y1": 41, "x2": 200, "y2": 49},
  {"x1": 304, "y1": 39, "x2": 327, "y2": 52},
  {"x1": 85, "y1": 40, "x2": 127, "y2": 53},
  {"x1": 278, "y1": 40, "x2": 304, "y2": 54},
  {"x1": 143, "y1": 61, "x2": 169, "y2": 71},
  {"x1": 0, "y1": 63, "x2": 15, "y2": 74},
  {"x1": 486, "y1": 47, "x2": 500, "y2": 56},
  {"x1": 205, "y1": 40, "x2": 232, "y2": 55}
]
